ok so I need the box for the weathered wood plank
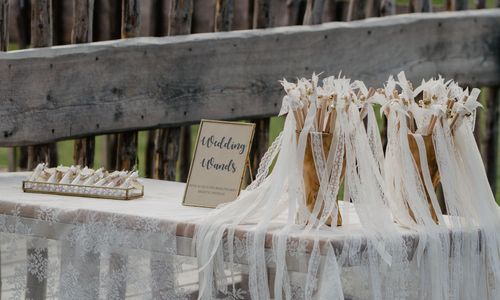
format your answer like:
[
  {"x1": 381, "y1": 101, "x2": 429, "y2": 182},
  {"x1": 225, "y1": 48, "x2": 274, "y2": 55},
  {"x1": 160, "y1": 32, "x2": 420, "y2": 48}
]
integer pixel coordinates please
[
  {"x1": 409, "y1": 0, "x2": 432, "y2": 13},
  {"x1": 303, "y1": 0, "x2": 325, "y2": 25},
  {"x1": 169, "y1": 0, "x2": 193, "y2": 35},
  {"x1": 93, "y1": 0, "x2": 122, "y2": 41},
  {"x1": 145, "y1": 130, "x2": 155, "y2": 178},
  {"x1": 121, "y1": 0, "x2": 140, "y2": 38},
  {"x1": 366, "y1": 0, "x2": 382, "y2": 18},
  {"x1": 150, "y1": 0, "x2": 170, "y2": 36},
  {"x1": 285, "y1": 0, "x2": 306, "y2": 25},
  {"x1": 215, "y1": 0, "x2": 234, "y2": 32},
  {"x1": 193, "y1": 0, "x2": 214, "y2": 33},
  {"x1": 253, "y1": 0, "x2": 271, "y2": 28},
  {"x1": 0, "y1": 10, "x2": 499, "y2": 146},
  {"x1": 72, "y1": 0, "x2": 94, "y2": 44},
  {"x1": 178, "y1": 118, "x2": 191, "y2": 181},
  {"x1": 348, "y1": 0, "x2": 367, "y2": 20},
  {"x1": 30, "y1": 0, "x2": 52, "y2": 48},
  {"x1": 72, "y1": 0, "x2": 95, "y2": 168},
  {"x1": 380, "y1": 0, "x2": 396, "y2": 16},
  {"x1": 233, "y1": 0, "x2": 253, "y2": 30},
  {"x1": 475, "y1": 0, "x2": 486, "y2": 9},
  {"x1": 73, "y1": 137, "x2": 95, "y2": 167},
  {"x1": 153, "y1": 127, "x2": 180, "y2": 179},
  {"x1": 452, "y1": 0, "x2": 468, "y2": 11},
  {"x1": 52, "y1": 0, "x2": 72, "y2": 46},
  {"x1": 15, "y1": 0, "x2": 31, "y2": 49},
  {"x1": 0, "y1": 0, "x2": 7, "y2": 51}
]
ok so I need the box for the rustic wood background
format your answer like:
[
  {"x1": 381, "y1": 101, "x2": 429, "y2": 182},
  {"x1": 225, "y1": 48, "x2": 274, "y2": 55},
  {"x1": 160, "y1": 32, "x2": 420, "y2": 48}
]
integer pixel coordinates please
[{"x1": 0, "y1": 0, "x2": 498, "y2": 199}]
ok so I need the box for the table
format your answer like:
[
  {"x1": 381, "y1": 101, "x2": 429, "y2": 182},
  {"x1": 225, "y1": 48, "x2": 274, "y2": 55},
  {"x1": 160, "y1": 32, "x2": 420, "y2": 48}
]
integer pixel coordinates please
[
  {"x1": 0, "y1": 173, "x2": 488, "y2": 300},
  {"x1": 0, "y1": 172, "x2": 375, "y2": 299}
]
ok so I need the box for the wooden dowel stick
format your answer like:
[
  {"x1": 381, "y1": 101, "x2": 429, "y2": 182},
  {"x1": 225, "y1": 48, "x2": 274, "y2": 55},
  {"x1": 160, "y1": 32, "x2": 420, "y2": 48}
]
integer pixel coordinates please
[
  {"x1": 449, "y1": 114, "x2": 460, "y2": 132},
  {"x1": 293, "y1": 111, "x2": 302, "y2": 130},
  {"x1": 367, "y1": 87, "x2": 375, "y2": 98},
  {"x1": 427, "y1": 115, "x2": 438, "y2": 135},
  {"x1": 329, "y1": 110, "x2": 336, "y2": 134}
]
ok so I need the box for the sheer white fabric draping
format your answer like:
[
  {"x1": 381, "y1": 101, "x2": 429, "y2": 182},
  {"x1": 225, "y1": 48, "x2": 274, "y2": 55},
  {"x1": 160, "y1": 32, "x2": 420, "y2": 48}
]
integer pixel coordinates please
[{"x1": 193, "y1": 74, "x2": 500, "y2": 300}]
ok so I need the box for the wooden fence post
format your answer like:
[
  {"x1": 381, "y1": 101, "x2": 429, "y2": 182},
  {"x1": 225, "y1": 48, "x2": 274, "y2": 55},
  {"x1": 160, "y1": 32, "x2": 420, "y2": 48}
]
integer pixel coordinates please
[
  {"x1": 409, "y1": 0, "x2": 432, "y2": 13},
  {"x1": 72, "y1": 0, "x2": 95, "y2": 168},
  {"x1": 215, "y1": 0, "x2": 234, "y2": 32},
  {"x1": 27, "y1": 0, "x2": 58, "y2": 170},
  {"x1": 153, "y1": 0, "x2": 193, "y2": 181},
  {"x1": 93, "y1": 0, "x2": 121, "y2": 171},
  {"x1": 379, "y1": 0, "x2": 396, "y2": 150},
  {"x1": 248, "y1": 0, "x2": 272, "y2": 182},
  {"x1": 482, "y1": 0, "x2": 500, "y2": 198},
  {"x1": 115, "y1": 0, "x2": 140, "y2": 172},
  {"x1": 475, "y1": 0, "x2": 486, "y2": 9},
  {"x1": 16, "y1": 0, "x2": 31, "y2": 48},
  {"x1": 380, "y1": 0, "x2": 395, "y2": 16},
  {"x1": 253, "y1": 0, "x2": 271, "y2": 28},
  {"x1": 173, "y1": 0, "x2": 194, "y2": 183},
  {"x1": 145, "y1": 0, "x2": 168, "y2": 178},
  {"x1": 303, "y1": 0, "x2": 325, "y2": 25},
  {"x1": 0, "y1": 1, "x2": 5, "y2": 293},
  {"x1": 285, "y1": 0, "x2": 306, "y2": 25},
  {"x1": 15, "y1": 1, "x2": 30, "y2": 170},
  {"x1": 485, "y1": 88, "x2": 499, "y2": 197},
  {"x1": 348, "y1": 0, "x2": 367, "y2": 21},
  {"x1": 0, "y1": 0, "x2": 14, "y2": 173},
  {"x1": 452, "y1": 0, "x2": 468, "y2": 11}
]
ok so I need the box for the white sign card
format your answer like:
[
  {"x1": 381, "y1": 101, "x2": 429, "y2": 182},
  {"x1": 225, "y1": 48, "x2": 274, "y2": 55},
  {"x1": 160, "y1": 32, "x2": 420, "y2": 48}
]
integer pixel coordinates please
[{"x1": 183, "y1": 120, "x2": 255, "y2": 208}]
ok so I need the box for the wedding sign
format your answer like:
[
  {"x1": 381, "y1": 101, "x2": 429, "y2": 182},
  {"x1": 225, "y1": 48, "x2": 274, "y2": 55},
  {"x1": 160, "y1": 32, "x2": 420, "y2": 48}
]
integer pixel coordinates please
[{"x1": 183, "y1": 120, "x2": 255, "y2": 208}]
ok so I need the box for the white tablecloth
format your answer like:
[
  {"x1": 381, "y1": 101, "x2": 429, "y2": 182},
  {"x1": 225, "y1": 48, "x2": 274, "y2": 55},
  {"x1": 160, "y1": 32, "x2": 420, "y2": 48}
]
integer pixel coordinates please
[{"x1": 0, "y1": 172, "x2": 472, "y2": 300}]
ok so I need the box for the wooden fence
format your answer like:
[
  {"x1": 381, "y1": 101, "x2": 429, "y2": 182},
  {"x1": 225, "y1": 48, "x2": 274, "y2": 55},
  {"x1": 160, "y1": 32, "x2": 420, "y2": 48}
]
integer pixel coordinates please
[{"x1": 0, "y1": 0, "x2": 498, "y2": 197}]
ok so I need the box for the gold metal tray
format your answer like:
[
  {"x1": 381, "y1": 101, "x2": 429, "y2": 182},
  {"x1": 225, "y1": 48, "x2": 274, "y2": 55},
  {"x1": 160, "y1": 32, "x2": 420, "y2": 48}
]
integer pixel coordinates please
[{"x1": 22, "y1": 180, "x2": 144, "y2": 200}]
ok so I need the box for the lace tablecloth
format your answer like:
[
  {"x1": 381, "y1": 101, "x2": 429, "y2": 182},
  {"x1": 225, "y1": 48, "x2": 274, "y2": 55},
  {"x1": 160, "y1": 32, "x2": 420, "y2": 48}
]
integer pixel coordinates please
[{"x1": 0, "y1": 173, "x2": 436, "y2": 299}]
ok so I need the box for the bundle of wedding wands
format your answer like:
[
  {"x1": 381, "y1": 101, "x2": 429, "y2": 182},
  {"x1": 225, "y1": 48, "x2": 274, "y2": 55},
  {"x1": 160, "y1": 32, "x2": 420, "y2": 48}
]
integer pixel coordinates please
[
  {"x1": 380, "y1": 72, "x2": 481, "y2": 137},
  {"x1": 280, "y1": 72, "x2": 480, "y2": 136},
  {"x1": 277, "y1": 72, "x2": 485, "y2": 226},
  {"x1": 280, "y1": 74, "x2": 378, "y2": 133}
]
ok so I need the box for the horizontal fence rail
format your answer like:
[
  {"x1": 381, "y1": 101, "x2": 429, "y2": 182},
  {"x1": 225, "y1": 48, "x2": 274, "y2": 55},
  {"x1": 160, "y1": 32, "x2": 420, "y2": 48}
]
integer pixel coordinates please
[{"x1": 0, "y1": 9, "x2": 499, "y2": 146}]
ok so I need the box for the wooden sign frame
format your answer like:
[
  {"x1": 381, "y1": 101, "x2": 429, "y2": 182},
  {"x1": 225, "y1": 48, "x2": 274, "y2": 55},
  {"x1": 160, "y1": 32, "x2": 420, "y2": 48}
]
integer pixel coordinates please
[{"x1": 183, "y1": 120, "x2": 255, "y2": 208}]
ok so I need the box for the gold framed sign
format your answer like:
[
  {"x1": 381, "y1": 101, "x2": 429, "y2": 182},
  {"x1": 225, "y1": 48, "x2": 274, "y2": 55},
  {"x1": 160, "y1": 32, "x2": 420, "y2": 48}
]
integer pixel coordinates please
[{"x1": 183, "y1": 120, "x2": 255, "y2": 208}]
